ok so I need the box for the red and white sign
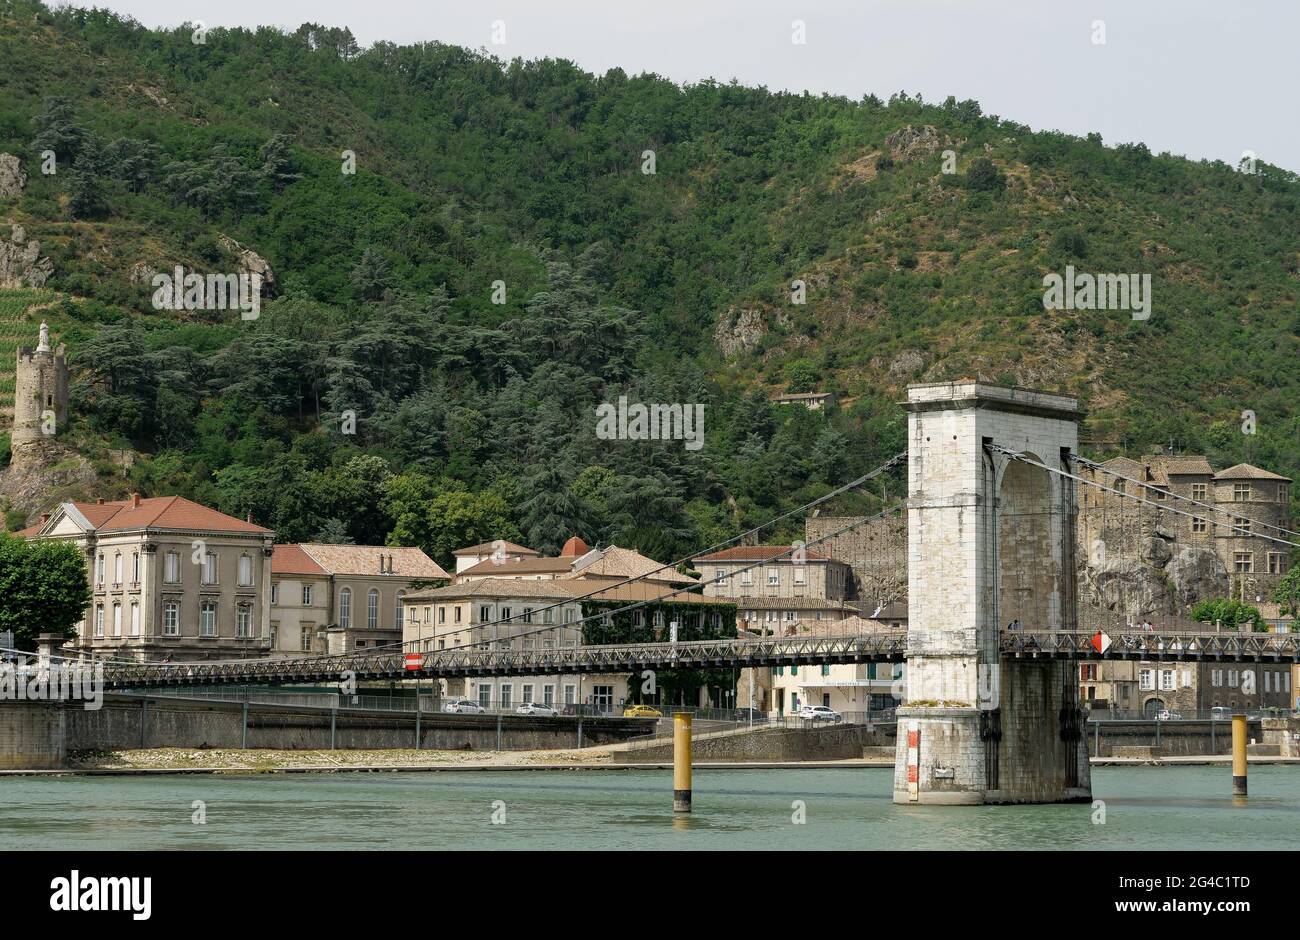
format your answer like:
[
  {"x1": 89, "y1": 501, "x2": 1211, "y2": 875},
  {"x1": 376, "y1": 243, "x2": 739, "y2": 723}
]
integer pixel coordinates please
[
  {"x1": 906, "y1": 722, "x2": 919, "y2": 801},
  {"x1": 404, "y1": 653, "x2": 423, "y2": 671},
  {"x1": 1091, "y1": 631, "x2": 1111, "y2": 655}
]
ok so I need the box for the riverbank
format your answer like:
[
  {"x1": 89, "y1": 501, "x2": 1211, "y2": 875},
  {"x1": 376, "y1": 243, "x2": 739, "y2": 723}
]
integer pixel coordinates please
[{"x1": 2, "y1": 747, "x2": 1299, "y2": 777}]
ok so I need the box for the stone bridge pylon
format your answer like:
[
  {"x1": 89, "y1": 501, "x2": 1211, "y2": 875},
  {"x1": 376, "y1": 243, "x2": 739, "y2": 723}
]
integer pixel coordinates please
[{"x1": 894, "y1": 381, "x2": 1092, "y2": 805}]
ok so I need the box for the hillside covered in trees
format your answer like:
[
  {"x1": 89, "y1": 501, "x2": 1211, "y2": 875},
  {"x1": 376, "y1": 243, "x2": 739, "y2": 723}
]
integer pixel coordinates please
[{"x1": 1, "y1": 0, "x2": 1298, "y2": 568}]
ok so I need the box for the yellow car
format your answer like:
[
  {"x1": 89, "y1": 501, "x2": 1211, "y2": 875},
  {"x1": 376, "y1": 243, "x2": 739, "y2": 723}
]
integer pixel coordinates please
[{"x1": 623, "y1": 704, "x2": 663, "y2": 718}]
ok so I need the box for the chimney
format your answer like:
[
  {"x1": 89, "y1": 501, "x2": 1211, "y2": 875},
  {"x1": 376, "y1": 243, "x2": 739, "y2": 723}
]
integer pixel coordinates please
[
  {"x1": 96, "y1": 497, "x2": 104, "y2": 504},
  {"x1": 246, "y1": 511, "x2": 253, "y2": 523},
  {"x1": 379, "y1": 554, "x2": 386, "y2": 574},
  {"x1": 131, "y1": 493, "x2": 141, "y2": 508}
]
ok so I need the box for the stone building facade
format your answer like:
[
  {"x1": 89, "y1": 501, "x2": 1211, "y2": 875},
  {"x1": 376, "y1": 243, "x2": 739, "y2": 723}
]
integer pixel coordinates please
[{"x1": 20, "y1": 495, "x2": 274, "y2": 661}]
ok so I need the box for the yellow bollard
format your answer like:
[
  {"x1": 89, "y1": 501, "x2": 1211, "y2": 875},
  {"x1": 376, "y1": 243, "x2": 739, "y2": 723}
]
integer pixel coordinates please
[
  {"x1": 673, "y1": 712, "x2": 692, "y2": 813},
  {"x1": 1232, "y1": 714, "x2": 1247, "y2": 797}
]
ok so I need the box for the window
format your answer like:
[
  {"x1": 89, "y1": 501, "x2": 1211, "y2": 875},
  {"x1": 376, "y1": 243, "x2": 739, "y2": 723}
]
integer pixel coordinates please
[
  {"x1": 1236, "y1": 516, "x2": 1250, "y2": 534},
  {"x1": 300, "y1": 627, "x2": 313, "y2": 652},
  {"x1": 1235, "y1": 552, "x2": 1254, "y2": 574},
  {"x1": 564, "y1": 685, "x2": 576, "y2": 705},
  {"x1": 821, "y1": 664, "x2": 830, "y2": 676},
  {"x1": 1159, "y1": 669, "x2": 1175, "y2": 691},
  {"x1": 767, "y1": 569, "x2": 779, "y2": 586},
  {"x1": 236, "y1": 604, "x2": 253, "y2": 638},
  {"x1": 164, "y1": 551, "x2": 179, "y2": 583},
  {"x1": 522, "y1": 684, "x2": 534, "y2": 704},
  {"x1": 1191, "y1": 483, "x2": 1207, "y2": 501},
  {"x1": 202, "y1": 551, "x2": 218, "y2": 585},
  {"x1": 501, "y1": 607, "x2": 513, "y2": 623},
  {"x1": 523, "y1": 607, "x2": 533, "y2": 623},
  {"x1": 114, "y1": 553, "x2": 122, "y2": 585},
  {"x1": 439, "y1": 607, "x2": 446, "y2": 624},
  {"x1": 409, "y1": 607, "x2": 418, "y2": 624},
  {"x1": 740, "y1": 569, "x2": 752, "y2": 586},
  {"x1": 112, "y1": 603, "x2": 122, "y2": 637},
  {"x1": 395, "y1": 591, "x2": 404, "y2": 629},
  {"x1": 271, "y1": 582, "x2": 279, "y2": 605},
  {"x1": 94, "y1": 605, "x2": 104, "y2": 637},
  {"x1": 455, "y1": 606, "x2": 462, "y2": 623},
  {"x1": 302, "y1": 584, "x2": 313, "y2": 605},
  {"x1": 1154, "y1": 488, "x2": 1167, "y2": 501},
  {"x1": 500, "y1": 684, "x2": 513, "y2": 709},
  {"x1": 367, "y1": 589, "x2": 379, "y2": 629},
  {"x1": 200, "y1": 601, "x2": 217, "y2": 636},
  {"x1": 96, "y1": 554, "x2": 105, "y2": 585},
  {"x1": 339, "y1": 588, "x2": 351, "y2": 628},
  {"x1": 542, "y1": 608, "x2": 553, "y2": 624},
  {"x1": 1212, "y1": 669, "x2": 1222, "y2": 687},
  {"x1": 238, "y1": 554, "x2": 253, "y2": 586},
  {"x1": 1192, "y1": 517, "x2": 1207, "y2": 534},
  {"x1": 1268, "y1": 553, "x2": 1284, "y2": 575},
  {"x1": 1280, "y1": 484, "x2": 1290, "y2": 504},
  {"x1": 163, "y1": 602, "x2": 178, "y2": 636},
  {"x1": 132, "y1": 552, "x2": 140, "y2": 583},
  {"x1": 130, "y1": 602, "x2": 140, "y2": 638},
  {"x1": 479, "y1": 605, "x2": 493, "y2": 623},
  {"x1": 1234, "y1": 483, "x2": 1251, "y2": 502},
  {"x1": 1139, "y1": 669, "x2": 1153, "y2": 691},
  {"x1": 714, "y1": 569, "x2": 725, "y2": 584},
  {"x1": 478, "y1": 684, "x2": 493, "y2": 708},
  {"x1": 1228, "y1": 670, "x2": 1239, "y2": 688},
  {"x1": 794, "y1": 566, "x2": 806, "y2": 585},
  {"x1": 543, "y1": 685, "x2": 555, "y2": 706},
  {"x1": 563, "y1": 608, "x2": 576, "y2": 624}
]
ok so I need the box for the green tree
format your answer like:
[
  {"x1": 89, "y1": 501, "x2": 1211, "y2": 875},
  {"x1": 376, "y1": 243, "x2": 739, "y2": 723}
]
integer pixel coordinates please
[
  {"x1": 0, "y1": 534, "x2": 92, "y2": 649},
  {"x1": 1273, "y1": 566, "x2": 1300, "y2": 618},
  {"x1": 1190, "y1": 597, "x2": 1265, "y2": 632},
  {"x1": 966, "y1": 157, "x2": 1006, "y2": 192}
]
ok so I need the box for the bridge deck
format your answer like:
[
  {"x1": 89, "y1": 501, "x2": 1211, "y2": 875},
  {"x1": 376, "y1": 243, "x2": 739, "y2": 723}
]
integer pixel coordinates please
[{"x1": 75, "y1": 628, "x2": 1300, "y2": 689}]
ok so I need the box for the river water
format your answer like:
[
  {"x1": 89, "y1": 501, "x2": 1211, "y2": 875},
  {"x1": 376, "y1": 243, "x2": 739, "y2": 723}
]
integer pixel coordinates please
[{"x1": 2, "y1": 766, "x2": 1298, "y2": 850}]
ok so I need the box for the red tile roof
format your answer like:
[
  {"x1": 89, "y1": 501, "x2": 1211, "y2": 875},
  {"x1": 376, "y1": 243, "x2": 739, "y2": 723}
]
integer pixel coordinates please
[
  {"x1": 30, "y1": 496, "x2": 272, "y2": 535},
  {"x1": 272, "y1": 543, "x2": 328, "y2": 576},
  {"x1": 559, "y1": 535, "x2": 590, "y2": 557}
]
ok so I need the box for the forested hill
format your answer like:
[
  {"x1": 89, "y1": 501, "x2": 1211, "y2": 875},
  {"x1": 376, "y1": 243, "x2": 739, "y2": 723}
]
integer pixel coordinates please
[{"x1": 1, "y1": 0, "x2": 1299, "y2": 566}]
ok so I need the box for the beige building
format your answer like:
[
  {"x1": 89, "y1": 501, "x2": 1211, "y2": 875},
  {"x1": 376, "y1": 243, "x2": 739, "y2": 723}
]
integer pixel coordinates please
[
  {"x1": 693, "y1": 545, "x2": 851, "y2": 601},
  {"x1": 403, "y1": 575, "x2": 735, "y2": 713},
  {"x1": 765, "y1": 617, "x2": 902, "y2": 717},
  {"x1": 451, "y1": 540, "x2": 539, "y2": 575},
  {"x1": 20, "y1": 495, "x2": 274, "y2": 661},
  {"x1": 270, "y1": 543, "x2": 448, "y2": 656}
]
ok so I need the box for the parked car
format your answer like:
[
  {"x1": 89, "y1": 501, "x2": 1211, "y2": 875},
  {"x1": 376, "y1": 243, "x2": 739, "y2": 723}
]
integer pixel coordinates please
[
  {"x1": 799, "y1": 704, "x2": 843, "y2": 723},
  {"x1": 515, "y1": 702, "x2": 558, "y2": 717},
  {"x1": 734, "y1": 707, "x2": 765, "y2": 723},
  {"x1": 1155, "y1": 709, "x2": 1181, "y2": 721},
  {"x1": 442, "y1": 698, "x2": 486, "y2": 715},
  {"x1": 623, "y1": 704, "x2": 663, "y2": 718},
  {"x1": 1210, "y1": 706, "x2": 1233, "y2": 720}
]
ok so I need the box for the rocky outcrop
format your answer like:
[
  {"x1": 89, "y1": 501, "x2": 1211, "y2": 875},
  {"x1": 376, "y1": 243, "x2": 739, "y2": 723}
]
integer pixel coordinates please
[
  {"x1": 0, "y1": 153, "x2": 26, "y2": 199},
  {"x1": 883, "y1": 125, "x2": 947, "y2": 162},
  {"x1": 0, "y1": 225, "x2": 53, "y2": 289},
  {"x1": 715, "y1": 307, "x2": 773, "y2": 358},
  {"x1": 1080, "y1": 530, "x2": 1228, "y2": 621},
  {"x1": 0, "y1": 442, "x2": 98, "y2": 524},
  {"x1": 218, "y1": 234, "x2": 275, "y2": 295}
]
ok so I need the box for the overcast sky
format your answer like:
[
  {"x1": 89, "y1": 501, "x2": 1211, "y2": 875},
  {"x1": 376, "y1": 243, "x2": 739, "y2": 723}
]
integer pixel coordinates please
[{"x1": 93, "y1": 0, "x2": 1298, "y2": 171}]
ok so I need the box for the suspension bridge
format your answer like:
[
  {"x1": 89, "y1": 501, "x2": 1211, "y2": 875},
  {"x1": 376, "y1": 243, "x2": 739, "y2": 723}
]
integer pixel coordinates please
[{"x1": 13, "y1": 380, "x2": 1300, "y2": 803}]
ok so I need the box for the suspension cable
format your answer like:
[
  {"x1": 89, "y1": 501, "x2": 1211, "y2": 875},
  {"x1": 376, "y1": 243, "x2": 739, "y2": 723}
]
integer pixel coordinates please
[{"x1": 405, "y1": 503, "x2": 905, "y2": 654}]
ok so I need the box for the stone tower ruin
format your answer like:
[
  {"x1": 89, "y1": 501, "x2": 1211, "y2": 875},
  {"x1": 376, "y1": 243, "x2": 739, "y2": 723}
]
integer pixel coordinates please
[{"x1": 12, "y1": 322, "x2": 68, "y2": 458}]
